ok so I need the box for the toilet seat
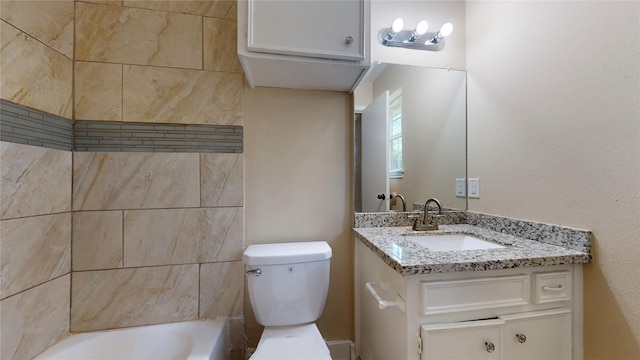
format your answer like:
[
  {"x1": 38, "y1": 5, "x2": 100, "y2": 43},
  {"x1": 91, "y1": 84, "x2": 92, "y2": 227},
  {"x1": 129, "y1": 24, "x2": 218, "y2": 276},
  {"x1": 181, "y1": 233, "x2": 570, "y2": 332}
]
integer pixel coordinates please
[{"x1": 250, "y1": 323, "x2": 331, "y2": 360}]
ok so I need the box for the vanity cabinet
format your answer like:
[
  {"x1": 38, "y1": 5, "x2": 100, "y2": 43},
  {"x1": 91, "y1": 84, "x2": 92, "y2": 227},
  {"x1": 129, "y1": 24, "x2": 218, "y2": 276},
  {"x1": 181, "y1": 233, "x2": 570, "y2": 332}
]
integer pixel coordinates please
[
  {"x1": 421, "y1": 308, "x2": 571, "y2": 359},
  {"x1": 237, "y1": 0, "x2": 370, "y2": 92},
  {"x1": 355, "y1": 240, "x2": 583, "y2": 360}
]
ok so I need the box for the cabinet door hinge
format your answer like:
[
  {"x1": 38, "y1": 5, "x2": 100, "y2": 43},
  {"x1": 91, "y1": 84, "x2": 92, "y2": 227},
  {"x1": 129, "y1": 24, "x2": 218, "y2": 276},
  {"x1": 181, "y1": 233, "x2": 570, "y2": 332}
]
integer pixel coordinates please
[{"x1": 417, "y1": 334, "x2": 423, "y2": 354}]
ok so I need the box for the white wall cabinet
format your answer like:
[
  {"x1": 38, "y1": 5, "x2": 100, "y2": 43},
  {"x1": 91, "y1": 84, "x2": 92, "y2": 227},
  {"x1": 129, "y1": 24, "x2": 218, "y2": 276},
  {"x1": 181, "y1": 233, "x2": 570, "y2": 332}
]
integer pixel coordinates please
[
  {"x1": 355, "y1": 241, "x2": 583, "y2": 360},
  {"x1": 248, "y1": 0, "x2": 364, "y2": 61},
  {"x1": 238, "y1": 0, "x2": 370, "y2": 92}
]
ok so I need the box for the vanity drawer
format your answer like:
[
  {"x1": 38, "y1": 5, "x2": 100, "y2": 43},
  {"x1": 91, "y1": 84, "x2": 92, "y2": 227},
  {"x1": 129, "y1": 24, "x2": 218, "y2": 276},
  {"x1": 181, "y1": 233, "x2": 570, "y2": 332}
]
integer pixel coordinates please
[
  {"x1": 420, "y1": 275, "x2": 530, "y2": 315},
  {"x1": 533, "y1": 271, "x2": 572, "y2": 304}
]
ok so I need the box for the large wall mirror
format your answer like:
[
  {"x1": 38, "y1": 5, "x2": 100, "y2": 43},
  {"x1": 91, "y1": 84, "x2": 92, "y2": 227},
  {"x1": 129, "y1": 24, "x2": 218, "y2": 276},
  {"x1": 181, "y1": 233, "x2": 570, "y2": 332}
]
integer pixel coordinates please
[{"x1": 354, "y1": 63, "x2": 467, "y2": 212}]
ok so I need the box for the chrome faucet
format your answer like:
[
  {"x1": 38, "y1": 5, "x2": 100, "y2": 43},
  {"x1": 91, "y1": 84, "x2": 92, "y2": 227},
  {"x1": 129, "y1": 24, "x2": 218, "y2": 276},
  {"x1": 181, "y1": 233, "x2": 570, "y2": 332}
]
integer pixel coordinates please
[
  {"x1": 412, "y1": 198, "x2": 443, "y2": 231},
  {"x1": 391, "y1": 193, "x2": 407, "y2": 212}
]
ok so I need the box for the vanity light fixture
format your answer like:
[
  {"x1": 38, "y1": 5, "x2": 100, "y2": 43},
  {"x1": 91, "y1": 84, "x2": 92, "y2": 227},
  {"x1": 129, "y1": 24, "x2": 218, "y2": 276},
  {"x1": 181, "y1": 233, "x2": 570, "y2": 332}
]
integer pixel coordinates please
[
  {"x1": 384, "y1": 17, "x2": 405, "y2": 40},
  {"x1": 378, "y1": 18, "x2": 454, "y2": 51}
]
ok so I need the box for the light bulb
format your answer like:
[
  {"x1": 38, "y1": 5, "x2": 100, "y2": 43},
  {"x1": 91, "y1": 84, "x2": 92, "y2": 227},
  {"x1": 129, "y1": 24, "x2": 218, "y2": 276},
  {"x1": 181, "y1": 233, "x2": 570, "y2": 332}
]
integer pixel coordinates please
[
  {"x1": 391, "y1": 18, "x2": 405, "y2": 33},
  {"x1": 415, "y1": 20, "x2": 429, "y2": 36},
  {"x1": 440, "y1": 22, "x2": 454, "y2": 37}
]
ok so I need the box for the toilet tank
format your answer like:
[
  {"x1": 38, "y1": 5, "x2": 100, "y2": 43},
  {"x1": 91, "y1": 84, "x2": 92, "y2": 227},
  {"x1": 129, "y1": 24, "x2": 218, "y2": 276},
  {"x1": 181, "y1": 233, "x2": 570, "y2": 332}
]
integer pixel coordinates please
[{"x1": 243, "y1": 241, "x2": 332, "y2": 327}]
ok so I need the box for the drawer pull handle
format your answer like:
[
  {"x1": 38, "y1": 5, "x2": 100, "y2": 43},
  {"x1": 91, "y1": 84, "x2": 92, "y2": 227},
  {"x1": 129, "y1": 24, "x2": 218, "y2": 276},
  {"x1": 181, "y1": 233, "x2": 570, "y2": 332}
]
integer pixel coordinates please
[
  {"x1": 542, "y1": 285, "x2": 564, "y2": 292},
  {"x1": 365, "y1": 282, "x2": 406, "y2": 312},
  {"x1": 516, "y1": 333, "x2": 527, "y2": 343},
  {"x1": 485, "y1": 342, "x2": 495, "y2": 353}
]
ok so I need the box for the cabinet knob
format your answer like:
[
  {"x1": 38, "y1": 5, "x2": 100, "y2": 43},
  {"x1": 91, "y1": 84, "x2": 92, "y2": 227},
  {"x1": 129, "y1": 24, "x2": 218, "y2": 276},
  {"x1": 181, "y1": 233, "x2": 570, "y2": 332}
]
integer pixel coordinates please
[
  {"x1": 345, "y1": 35, "x2": 354, "y2": 45},
  {"x1": 484, "y1": 342, "x2": 495, "y2": 353},
  {"x1": 377, "y1": 194, "x2": 386, "y2": 200},
  {"x1": 516, "y1": 333, "x2": 527, "y2": 343}
]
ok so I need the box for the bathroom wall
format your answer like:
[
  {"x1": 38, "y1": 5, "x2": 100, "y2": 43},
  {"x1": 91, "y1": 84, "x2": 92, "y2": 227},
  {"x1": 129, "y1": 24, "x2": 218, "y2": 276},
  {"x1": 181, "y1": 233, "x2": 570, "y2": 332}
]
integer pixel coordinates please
[
  {"x1": 244, "y1": 87, "x2": 354, "y2": 346},
  {"x1": 466, "y1": 1, "x2": 640, "y2": 357},
  {"x1": 1, "y1": 1, "x2": 245, "y2": 359},
  {"x1": 70, "y1": 0, "x2": 244, "y2": 338},
  {"x1": 0, "y1": 1, "x2": 74, "y2": 359}
]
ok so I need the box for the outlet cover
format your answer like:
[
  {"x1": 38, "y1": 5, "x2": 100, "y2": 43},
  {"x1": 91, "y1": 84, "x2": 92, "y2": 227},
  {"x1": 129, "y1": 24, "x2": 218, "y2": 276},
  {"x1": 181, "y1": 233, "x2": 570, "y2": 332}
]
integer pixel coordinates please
[
  {"x1": 455, "y1": 178, "x2": 466, "y2": 197},
  {"x1": 468, "y1": 178, "x2": 480, "y2": 198}
]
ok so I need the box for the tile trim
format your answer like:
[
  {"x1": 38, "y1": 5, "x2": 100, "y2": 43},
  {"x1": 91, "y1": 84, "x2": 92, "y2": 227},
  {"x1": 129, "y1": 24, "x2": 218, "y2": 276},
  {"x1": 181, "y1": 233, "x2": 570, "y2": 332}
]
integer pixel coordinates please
[
  {"x1": 0, "y1": 99, "x2": 73, "y2": 151},
  {"x1": 74, "y1": 121, "x2": 243, "y2": 153},
  {"x1": 0, "y1": 100, "x2": 243, "y2": 153}
]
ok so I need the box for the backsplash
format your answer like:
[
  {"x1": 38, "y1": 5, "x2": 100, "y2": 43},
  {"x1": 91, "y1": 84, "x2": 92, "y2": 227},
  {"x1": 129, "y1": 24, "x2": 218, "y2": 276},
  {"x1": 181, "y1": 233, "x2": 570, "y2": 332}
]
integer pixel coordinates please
[{"x1": 354, "y1": 211, "x2": 467, "y2": 228}]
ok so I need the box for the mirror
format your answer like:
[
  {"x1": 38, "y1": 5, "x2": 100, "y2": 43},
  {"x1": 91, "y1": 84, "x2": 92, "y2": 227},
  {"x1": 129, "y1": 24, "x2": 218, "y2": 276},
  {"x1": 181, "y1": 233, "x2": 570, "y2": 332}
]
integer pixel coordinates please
[{"x1": 354, "y1": 63, "x2": 467, "y2": 212}]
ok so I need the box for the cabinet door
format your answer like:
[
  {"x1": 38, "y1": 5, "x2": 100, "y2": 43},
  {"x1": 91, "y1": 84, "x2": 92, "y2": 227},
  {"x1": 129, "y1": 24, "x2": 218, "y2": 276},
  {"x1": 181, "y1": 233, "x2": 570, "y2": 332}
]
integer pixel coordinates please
[
  {"x1": 501, "y1": 308, "x2": 571, "y2": 360},
  {"x1": 248, "y1": 0, "x2": 364, "y2": 60},
  {"x1": 421, "y1": 319, "x2": 504, "y2": 360}
]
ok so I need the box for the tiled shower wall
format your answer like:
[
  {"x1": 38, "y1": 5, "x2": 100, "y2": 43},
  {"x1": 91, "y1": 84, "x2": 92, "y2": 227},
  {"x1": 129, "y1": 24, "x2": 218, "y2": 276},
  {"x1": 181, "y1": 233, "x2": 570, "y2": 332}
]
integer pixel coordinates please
[{"x1": 1, "y1": 1, "x2": 244, "y2": 359}]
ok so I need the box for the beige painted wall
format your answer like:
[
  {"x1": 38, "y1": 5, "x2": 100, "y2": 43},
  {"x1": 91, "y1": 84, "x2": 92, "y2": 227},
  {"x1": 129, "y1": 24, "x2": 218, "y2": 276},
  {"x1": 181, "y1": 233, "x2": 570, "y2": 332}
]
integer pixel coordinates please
[
  {"x1": 244, "y1": 86, "x2": 354, "y2": 346},
  {"x1": 466, "y1": 1, "x2": 640, "y2": 357}
]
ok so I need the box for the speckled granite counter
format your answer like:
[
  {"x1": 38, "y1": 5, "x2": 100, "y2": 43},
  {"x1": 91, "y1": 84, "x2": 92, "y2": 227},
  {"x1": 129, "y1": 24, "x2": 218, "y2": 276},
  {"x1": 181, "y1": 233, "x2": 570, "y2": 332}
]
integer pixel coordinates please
[{"x1": 353, "y1": 220, "x2": 592, "y2": 276}]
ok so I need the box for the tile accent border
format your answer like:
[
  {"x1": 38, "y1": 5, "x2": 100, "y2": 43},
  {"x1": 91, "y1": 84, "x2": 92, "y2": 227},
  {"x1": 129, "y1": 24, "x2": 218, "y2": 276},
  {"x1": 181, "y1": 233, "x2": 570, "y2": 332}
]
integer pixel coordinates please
[
  {"x1": 0, "y1": 99, "x2": 73, "y2": 151},
  {"x1": 0, "y1": 100, "x2": 243, "y2": 153},
  {"x1": 74, "y1": 121, "x2": 243, "y2": 153}
]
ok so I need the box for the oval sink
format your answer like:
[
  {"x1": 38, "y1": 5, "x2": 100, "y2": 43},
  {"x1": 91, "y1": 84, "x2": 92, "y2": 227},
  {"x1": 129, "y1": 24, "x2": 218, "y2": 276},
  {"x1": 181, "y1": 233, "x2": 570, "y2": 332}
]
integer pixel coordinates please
[{"x1": 406, "y1": 234, "x2": 505, "y2": 252}]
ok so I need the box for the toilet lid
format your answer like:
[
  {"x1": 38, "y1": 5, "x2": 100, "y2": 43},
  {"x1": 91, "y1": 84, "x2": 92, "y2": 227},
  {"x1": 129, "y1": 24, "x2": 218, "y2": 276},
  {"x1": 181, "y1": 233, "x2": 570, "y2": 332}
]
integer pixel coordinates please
[{"x1": 250, "y1": 337, "x2": 331, "y2": 360}]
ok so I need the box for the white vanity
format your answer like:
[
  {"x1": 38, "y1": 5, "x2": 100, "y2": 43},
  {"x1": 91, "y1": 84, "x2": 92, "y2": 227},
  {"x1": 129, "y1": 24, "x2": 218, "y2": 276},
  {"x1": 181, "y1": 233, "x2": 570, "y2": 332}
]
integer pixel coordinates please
[{"x1": 354, "y1": 214, "x2": 591, "y2": 360}]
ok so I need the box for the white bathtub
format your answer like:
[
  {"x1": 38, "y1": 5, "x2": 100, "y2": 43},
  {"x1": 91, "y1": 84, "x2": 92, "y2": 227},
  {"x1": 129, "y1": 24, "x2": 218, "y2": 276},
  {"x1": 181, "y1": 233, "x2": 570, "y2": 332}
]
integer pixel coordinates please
[{"x1": 35, "y1": 320, "x2": 227, "y2": 360}]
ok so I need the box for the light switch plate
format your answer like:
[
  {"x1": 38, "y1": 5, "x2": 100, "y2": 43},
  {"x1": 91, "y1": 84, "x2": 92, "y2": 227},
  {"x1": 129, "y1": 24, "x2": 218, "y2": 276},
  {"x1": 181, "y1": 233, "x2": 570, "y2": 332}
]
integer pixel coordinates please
[
  {"x1": 468, "y1": 178, "x2": 480, "y2": 198},
  {"x1": 455, "y1": 178, "x2": 466, "y2": 197}
]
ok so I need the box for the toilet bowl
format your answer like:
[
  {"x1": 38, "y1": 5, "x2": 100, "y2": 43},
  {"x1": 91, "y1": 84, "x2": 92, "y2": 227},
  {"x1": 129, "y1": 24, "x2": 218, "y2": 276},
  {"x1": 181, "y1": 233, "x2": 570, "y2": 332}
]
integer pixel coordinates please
[
  {"x1": 251, "y1": 323, "x2": 331, "y2": 359},
  {"x1": 243, "y1": 241, "x2": 332, "y2": 360}
]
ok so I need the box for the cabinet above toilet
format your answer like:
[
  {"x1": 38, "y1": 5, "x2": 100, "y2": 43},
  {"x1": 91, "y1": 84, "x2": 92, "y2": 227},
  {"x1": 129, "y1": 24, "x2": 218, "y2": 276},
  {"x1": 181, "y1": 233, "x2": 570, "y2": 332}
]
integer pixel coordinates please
[{"x1": 237, "y1": 0, "x2": 371, "y2": 92}]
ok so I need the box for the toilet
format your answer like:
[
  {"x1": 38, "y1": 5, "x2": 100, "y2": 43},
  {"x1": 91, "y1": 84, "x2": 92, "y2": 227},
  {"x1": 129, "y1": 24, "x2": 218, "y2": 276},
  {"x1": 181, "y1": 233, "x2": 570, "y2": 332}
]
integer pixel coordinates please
[{"x1": 243, "y1": 241, "x2": 332, "y2": 360}]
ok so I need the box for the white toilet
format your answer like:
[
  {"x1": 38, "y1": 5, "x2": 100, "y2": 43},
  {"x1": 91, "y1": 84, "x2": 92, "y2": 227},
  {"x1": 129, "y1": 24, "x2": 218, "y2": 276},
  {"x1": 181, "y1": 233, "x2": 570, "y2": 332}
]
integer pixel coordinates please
[{"x1": 243, "y1": 241, "x2": 332, "y2": 360}]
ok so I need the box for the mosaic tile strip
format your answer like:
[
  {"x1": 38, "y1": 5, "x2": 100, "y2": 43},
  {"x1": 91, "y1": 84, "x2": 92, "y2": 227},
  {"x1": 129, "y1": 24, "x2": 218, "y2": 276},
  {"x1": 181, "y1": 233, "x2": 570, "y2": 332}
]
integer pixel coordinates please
[
  {"x1": 0, "y1": 99, "x2": 72, "y2": 151},
  {"x1": 74, "y1": 121, "x2": 243, "y2": 153}
]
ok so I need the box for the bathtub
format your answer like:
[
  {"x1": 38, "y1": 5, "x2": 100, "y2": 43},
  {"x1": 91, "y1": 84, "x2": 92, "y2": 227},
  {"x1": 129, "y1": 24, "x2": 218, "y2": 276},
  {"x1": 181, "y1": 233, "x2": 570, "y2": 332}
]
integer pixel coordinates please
[{"x1": 35, "y1": 320, "x2": 227, "y2": 360}]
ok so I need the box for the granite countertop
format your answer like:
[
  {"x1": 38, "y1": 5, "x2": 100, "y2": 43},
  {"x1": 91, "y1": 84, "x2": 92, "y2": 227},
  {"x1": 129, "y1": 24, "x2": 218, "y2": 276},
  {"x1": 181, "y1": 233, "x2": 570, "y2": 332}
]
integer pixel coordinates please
[{"x1": 353, "y1": 224, "x2": 592, "y2": 276}]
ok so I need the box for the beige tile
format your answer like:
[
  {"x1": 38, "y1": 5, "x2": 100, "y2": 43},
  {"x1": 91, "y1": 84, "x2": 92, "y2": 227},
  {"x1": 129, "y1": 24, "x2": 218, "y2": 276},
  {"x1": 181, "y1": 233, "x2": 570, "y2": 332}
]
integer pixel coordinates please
[
  {"x1": 72, "y1": 211, "x2": 123, "y2": 271},
  {"x1": 123, "y1": 208, "x2": 243, "y2": 267},
  {"x1": 200, "y1": 261, "x2": 243, "y2": 319},
  {"x1": 204, "y1": 17, "x2": 242, "y2": 73},
  {"x1": 75, "y1": 62, "x2": 123, "y2": 121},
  {"x1": 83, "y1": 0, "x2": 122, "y2": 4},
  {"x1": 123, "y1": 0, "x2": 236, "y2": 20},
  {"x1": 201, "y1": 153, "x2": 244, "y2": 207},
  {"x1": 0, "y1": 0, "x2": 74, "y2": 58},
  {"x1": 73, "y1": 152, "x2": 200, "y2": 211},
  {"x1": 0, "y1": 21, "x2": 73, "y2": 119},
  {"x1": 75, "y1": 2, "x2": 202, "y2": 69},
  {"x1": 0, "y1": 213, "x2": 71, "y2": 299},
  {"x1": 123, "y1": 65, "x2": 243, "y2": 125},
  {"x1": 1, "y1": 142, "x2": 71, "y2": 219},
  {"x1": 1, "y1": 275, "x2": 70, "y2": 360},
  {"x1": 71, "y1": 265, "x2": 198, "y2": 331}
]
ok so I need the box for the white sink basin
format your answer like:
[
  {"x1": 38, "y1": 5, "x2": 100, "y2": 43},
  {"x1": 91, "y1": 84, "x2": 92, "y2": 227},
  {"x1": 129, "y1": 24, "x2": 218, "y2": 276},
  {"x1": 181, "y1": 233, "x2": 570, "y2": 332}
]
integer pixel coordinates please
[{"x1": 406, "y1": 234, "x2": 505, "y2": 252}]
